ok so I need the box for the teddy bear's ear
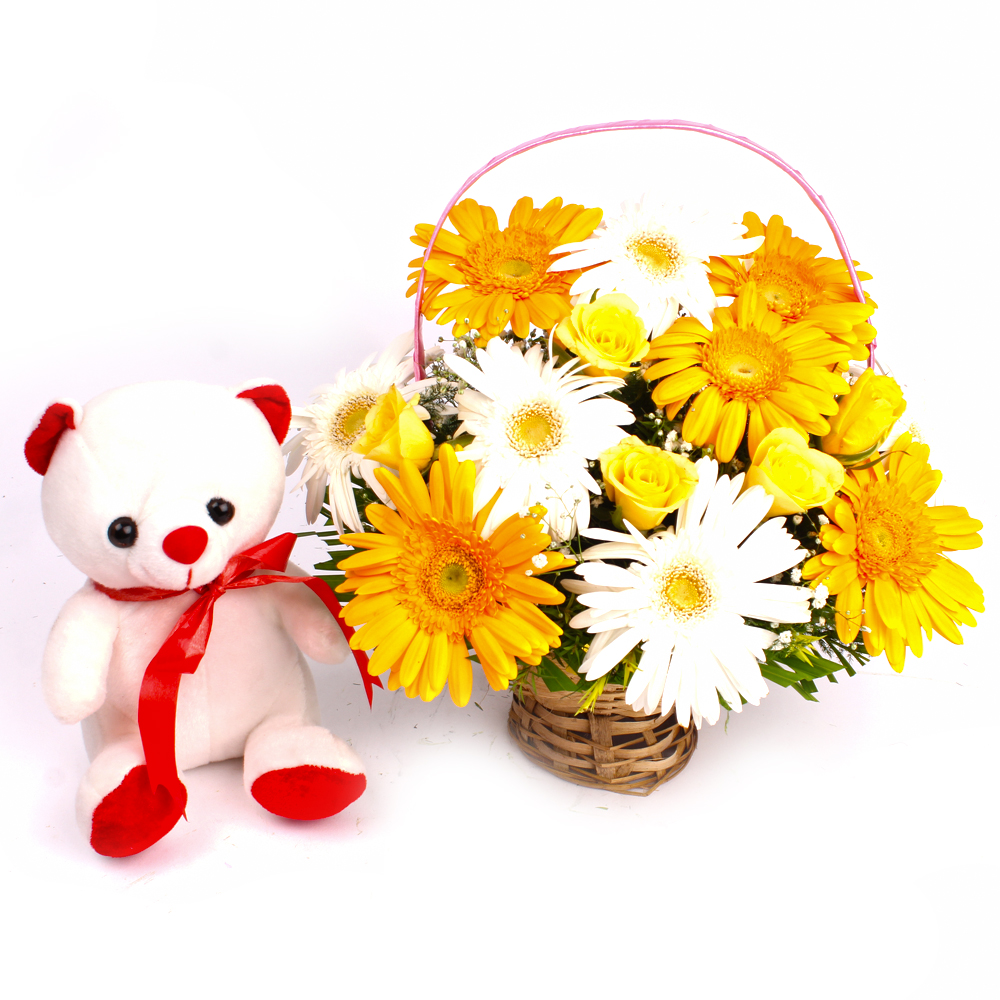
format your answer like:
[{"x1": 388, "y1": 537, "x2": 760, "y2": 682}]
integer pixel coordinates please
[
  {"x1": 25, "y1": 400, "x2": 83, "y2": 475},
  {"x1": 235, "y1": 383, "x2": 292, "y2": 444}
]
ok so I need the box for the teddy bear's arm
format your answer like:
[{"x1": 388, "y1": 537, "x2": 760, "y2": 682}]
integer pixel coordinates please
[
  {"x1": 273, "y1": 576, "x2": 351, "y2": 665},
  {"x1": 42, "y1": 585, "x2": 120, "y2": 724}
]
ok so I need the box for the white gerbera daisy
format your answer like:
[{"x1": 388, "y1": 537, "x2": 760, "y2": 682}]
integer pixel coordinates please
[
  {"x1": 549, "y1": 199, "x2": 763, "y2": 335},
  {"x1": 284, "y1": 332, "x2": 428, "y2": 529},
  {"x1": 444, "y1": 338, "x2": 634, "y2": 541},
  {"x1": 565, "y1": 457, "x2": 811, "y2": 728}
]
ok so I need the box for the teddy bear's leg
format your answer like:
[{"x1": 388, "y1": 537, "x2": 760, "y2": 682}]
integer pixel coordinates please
[
  {"x1": 243, "y1": 717, "x2": 366, "y2": 821},
  {"x1": 77, "y1": 734, "x2": 187, "y2": 857}
]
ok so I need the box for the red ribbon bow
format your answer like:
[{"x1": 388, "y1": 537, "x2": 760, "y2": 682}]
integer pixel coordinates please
[{"x1": 93, "y1": 533, "x2": 379, "y2": 800}]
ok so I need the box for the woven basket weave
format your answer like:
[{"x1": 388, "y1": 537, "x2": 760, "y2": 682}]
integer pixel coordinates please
[{"x1": 508, "y1": 676, "x2": 698, "y2": 796}]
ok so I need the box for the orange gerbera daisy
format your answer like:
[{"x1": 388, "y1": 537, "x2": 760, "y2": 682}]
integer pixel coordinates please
[
  {"x1": 336, "y1": 444, "x2": 570, "y2": 705},
  {"x1": 802, "y1": 433, "x2": 984, "y2": 670},
  {"x1": 407, "y1": 196, "x2": 602, "y2": 345},
  {"x1": 708, "y1": 212, "x2": 876, "y2": 361},
  {"x1": 644, "y1": 288, "x2": 851, "y2": 462}
]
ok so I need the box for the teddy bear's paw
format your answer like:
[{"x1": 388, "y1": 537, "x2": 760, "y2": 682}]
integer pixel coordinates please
[
  {"x1": 89, "y1": 765, "x2": 187, "y2": 857},
  {"x1": 250, "y1": 765, "x2": 366, "y2": 821}
]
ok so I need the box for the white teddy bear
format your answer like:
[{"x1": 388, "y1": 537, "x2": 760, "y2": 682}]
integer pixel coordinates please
[{"x1": 26, "y1": 380, "x2": 372, "y2": 857}]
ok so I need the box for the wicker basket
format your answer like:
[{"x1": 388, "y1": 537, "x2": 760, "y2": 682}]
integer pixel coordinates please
[{"x1": 508, "y1": 676, "x2": 698, "y2": 796}]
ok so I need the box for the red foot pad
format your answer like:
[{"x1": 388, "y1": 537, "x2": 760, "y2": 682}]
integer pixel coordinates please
[
  {"x1": 90, "y1": 765, "x2": 187, "y2": 858},
  {"x1": 251, "y1": 765, "x2": 366, "y2": 820}
]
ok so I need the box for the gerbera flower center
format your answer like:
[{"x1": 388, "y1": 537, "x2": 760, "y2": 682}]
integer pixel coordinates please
[
  {"x1": 316, "y1": 392, "x2": 379, "y2": 450},
  {"x1": 728, "y1": 354, "x2": 760, "y2": 378},
  {"x1": 627, "y1": 234, "x2": 684, "y2": 281},
  {"x1": 750, "y1": 256, "x2": 823, "y2": 321},
  {"x1": 702, "y1": 327, "x2": 790, "y2": 402},
  {"x1": 498, "y1": 258, "x2": 533, "y2": 278},
  {"x1": 438, "y1": 553, "x2": 468, "y2": 597},
  {"x1": 505, "y1": 400, "x2": 565, "y2": 458},
  {"x1": 854, "y1": 481, "x2": 940, "y2": 588},
  {"x1": 463, "y1": 228, "x2": 554, "y2": 299},
  {"x1": 340, "y1": 405, "x2": 370, "y2": 440},
  {"x1": 652, "y1": 561, "x2": 718, "y2": 625},
  {"x1": 419, "y1": 540, "x2": 486, "y2": 612},
  {"x1": 396, "y1": 520, "x2": 506, "y2": 637}
]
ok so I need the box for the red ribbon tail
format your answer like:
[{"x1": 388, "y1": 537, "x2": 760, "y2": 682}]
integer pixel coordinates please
[
  {"x1": 301, "y1": 577, "x2": 381, "y2": 707},
  {"x1": 138, "y1": 666, "x2": 186, "y2": 796},
  {"x1": 136, "y1": 591, "x2": 217, "y2": 799}
]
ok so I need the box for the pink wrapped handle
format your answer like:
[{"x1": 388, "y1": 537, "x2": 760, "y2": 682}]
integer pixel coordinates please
[{"x1": 412, "y1": 119, "x2": 874, "y2": 379}]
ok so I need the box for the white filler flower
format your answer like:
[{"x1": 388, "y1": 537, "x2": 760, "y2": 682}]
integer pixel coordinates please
[
  {"x1": 550, "y1": 199, "x2": 763, "y2": 335},
  {"x1": 445, "y1": 338, "x2": 634, "y2": 541},
  {"x1": 565, "y1": 457, "x2": 811, "y2": 727},
  {"x1": 284, "y1": 332, "x2": 427, "y2": 530}
]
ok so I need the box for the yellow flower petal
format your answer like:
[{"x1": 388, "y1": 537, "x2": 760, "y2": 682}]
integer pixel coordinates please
[{"x1": 340, "y1": 444, "x2": 564, "y2": 705}]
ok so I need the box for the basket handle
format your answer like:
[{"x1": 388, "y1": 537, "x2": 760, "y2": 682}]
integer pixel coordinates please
[{"x1": 411, "y1": 119, "x2": 874, "y2": 379}]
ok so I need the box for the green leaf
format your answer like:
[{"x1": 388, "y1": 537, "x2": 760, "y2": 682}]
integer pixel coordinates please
[
  {"x1": 538, "y1": 657, "x2": 581, "y2": 692},
  {"x1": 826, "y1": 445, "x2": 879, "y2": 464},
  {"x1": 760, "y1": 645, "x2": 858, "y2": 702},
  {"x1": 314, "y1": 545, "x2": 357, "y2": 574}
]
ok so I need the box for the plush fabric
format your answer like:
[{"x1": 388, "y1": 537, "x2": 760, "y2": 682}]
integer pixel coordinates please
[
  {"x1": 251, "y1": 766, "x2": 367, "y2": 821},
  {"x1": 235, "y1": 384, "x2": 292, "y2": 444},
  {"x1": 89, "y1": 765, "x2": 186, "y2": 858},
  {"x1": 24, "y1": 400, "x2": 80, "y2": 474},
  {"x1": 161, "y1": 525, "x2": 209, "y2": 564},
  {"x1": 30, "y1": 380, "x2": 365, "y2": 856}
]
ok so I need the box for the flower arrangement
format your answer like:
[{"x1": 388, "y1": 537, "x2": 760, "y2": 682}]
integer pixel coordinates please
[{"x1": 287, "y1": 142, "x2": 984, "y2": 750}]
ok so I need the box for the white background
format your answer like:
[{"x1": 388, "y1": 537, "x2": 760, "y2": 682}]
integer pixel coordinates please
[{"x1": 1, "y1": 2, "x2": 997, "y2": 997}]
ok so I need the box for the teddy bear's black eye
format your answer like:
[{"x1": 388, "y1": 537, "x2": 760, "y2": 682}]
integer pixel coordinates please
[
  {"x1": 107, "y1": 517, "x2": 138, "y2": 548},
  {"x1": 207, "y1": 497, "x2": 236, "y2": 526}
]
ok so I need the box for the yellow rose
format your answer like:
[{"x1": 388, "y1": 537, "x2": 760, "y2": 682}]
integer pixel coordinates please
[
  {"x1": 353, "y1": 386, "x2": 434, "y2": 471},
  {"x1": 553, "y1": 293, "x2": 649, "y2": 377},
  {"x1": 821, "y1": 368, "x2": 906, "y2": 463},
  {"x1": 600, "y1": 436, "x2": 699, "y2": 531},
  {"x1": 745, "y1": 427, "x2": 845, "y2": 517}
]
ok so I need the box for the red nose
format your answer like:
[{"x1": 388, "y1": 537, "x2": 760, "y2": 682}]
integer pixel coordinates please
[{"x1": 162, "y1": 526, "x2": 209, "y2": 564}]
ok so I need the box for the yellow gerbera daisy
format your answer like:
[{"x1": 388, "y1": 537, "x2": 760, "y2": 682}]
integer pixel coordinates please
[
  {"x1": 707, "y1": 212, "x2": 876, "y2": 362},
  {"x1": 407, "y1": 196, "x2": 603, "y2": 346},
  {"x1": 644, "y1": 288, "x2": 851, "y2": 462},
  {"x1": 802, "y1": 433, "x2": 984, "y2": 670},
  {"x1": 336, "y1": 444, "x2": 570, "y2": 705}
]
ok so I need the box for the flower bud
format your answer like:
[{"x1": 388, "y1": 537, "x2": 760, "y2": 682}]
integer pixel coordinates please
[
  {"x1": 554, "y1": 293, "x2": 649, "y2": 378},
  {"x1": 821, "y1": 368, "x2": 906, "y2": 463},
  {"x1": 353, "y1": 386, "x2": 434, "y2": 471},
  {"x1": 745, "y1": 427, "x2": 845, "y2": 517},
  {"x1": 600, "y1": 436, "x2": 698, "y2": 531}
]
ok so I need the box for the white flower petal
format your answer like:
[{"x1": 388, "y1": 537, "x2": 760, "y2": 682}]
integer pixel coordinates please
[
  {"x1": 286, "y1": 334, "x2": 416, "y2": 528},
  {"x1": 575, "y1": 563, "x2": 642, "y2": 590},
  {"x1": 727, "y1": 583, "x2": 812, "y2": 624},
  {"x1": 734, "y1": 517, "x2": 803, "y2": 581},
  {"x1": 567, "y1": 461, "x2": 810, "y2": 727},
  {"x1": 582, "y1": 626, "x2": 646, "y2": 680},
  {"x1": 676, "y1": 457, "x2": 717, "y2": 532},
  {"x1": 305, "y1": 471, "x2": 329, "y2": 526},
  {"x1": 551, "y1": 200, "x2": 747, "y2": 339},
  {"x1": 446, "y1": 338, "x2": 633, "y2": 541}
]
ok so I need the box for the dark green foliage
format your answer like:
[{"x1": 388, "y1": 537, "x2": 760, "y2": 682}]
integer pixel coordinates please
[{"x1": 759, "y1": 637, "x2": 862, "y2": 702}]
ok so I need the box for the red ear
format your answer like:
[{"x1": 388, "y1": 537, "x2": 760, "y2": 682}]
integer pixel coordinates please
[
  {"x1": 236, "y1": 384, "x2": 291, "y2": 444},
  {"x1": 25, "y1": 401, "x2": 79, "y2": 475}
]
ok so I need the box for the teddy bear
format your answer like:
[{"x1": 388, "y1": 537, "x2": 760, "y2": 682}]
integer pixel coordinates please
[{"x1": 26, "y1": 380, "x2": 376, "y2": 858}]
